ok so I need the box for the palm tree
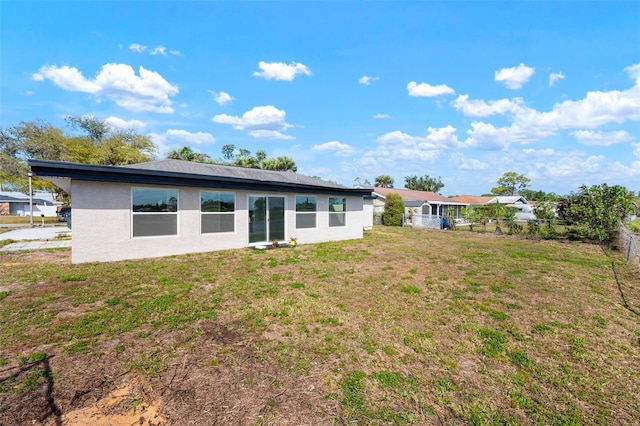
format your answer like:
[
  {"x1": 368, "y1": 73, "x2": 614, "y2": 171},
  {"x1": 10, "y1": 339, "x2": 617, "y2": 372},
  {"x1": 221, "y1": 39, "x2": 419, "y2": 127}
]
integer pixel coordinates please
[
  {"x1": 166, "y1": 146, "x2": 211, "y2": 163},
  {"x1": 375, "y1": 175, "x2": 394, "y2": 188}
]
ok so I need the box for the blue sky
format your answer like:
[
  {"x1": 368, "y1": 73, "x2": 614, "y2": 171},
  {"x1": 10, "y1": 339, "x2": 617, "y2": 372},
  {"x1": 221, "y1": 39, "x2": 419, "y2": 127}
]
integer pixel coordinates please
[{"x1": 2, "y1": 1, "x2": 639, "y2": 196}]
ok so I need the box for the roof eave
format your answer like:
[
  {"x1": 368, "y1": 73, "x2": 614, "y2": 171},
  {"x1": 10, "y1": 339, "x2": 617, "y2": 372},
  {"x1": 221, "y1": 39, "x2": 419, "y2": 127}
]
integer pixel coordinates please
[{"x1": 28, "y1": 160, "x2": 372, "y2": 197}]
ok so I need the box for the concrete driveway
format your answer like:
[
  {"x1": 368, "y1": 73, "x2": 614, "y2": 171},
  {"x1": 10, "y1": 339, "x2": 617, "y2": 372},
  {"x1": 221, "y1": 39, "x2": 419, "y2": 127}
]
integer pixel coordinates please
[{"x1": 0, "y1": 226, "x2": 71, "y2": 251}]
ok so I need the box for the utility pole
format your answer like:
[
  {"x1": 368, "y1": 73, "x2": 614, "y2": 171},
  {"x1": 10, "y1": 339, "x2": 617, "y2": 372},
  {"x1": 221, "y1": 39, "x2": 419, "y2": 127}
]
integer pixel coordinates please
[{"x1": 28, "y1": 172, "x2": 33, "y2": 227}]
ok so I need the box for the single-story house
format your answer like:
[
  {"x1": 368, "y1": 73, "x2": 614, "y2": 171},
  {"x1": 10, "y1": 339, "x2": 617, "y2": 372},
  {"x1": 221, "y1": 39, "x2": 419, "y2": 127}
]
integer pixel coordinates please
[
  {"x1": 449, "y1": 195, "x2": 535, "y2": 220},
  {"x1": 361, "y1": 186, "x2": 467, "y2": 223},
  {"x1": 0, "y1": 191, "x2": 60, "y2": 217},
  {"x1": 28, "y1": 159, "x2": 373, "y2": 264}
]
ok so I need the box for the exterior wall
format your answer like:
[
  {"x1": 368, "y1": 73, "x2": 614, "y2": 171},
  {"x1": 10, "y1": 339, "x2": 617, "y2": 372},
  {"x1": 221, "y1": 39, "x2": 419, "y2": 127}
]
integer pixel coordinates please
[
  {"x1": 71, "y1": 180, "x2": 365, "y2": 263},
  {"x1": 6, "y1": 202, "x2": 57, "y2": 217},
  {"x1": 362, "y1": 199, "x2": 373, "y2": 230}
]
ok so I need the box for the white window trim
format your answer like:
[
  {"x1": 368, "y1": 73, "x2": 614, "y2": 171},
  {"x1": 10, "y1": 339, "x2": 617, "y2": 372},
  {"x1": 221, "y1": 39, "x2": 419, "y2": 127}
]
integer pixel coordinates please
[
  {"x1": 200, "y1": 190, "x2": 236, "y2": 235},
  {"x1": 295, "y1": 195, "x2": 318, "y2": 230},
  {"x1": 328, "y1": 197, "x2": 347, "y2": 228},
  {"x1": 131, "y1": 187, "x2": 179, "y2": 239}
]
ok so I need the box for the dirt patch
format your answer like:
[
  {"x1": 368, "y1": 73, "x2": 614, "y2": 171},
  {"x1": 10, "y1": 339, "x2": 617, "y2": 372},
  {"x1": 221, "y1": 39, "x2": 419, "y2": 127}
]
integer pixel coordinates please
[
  {"x1": 0, "y1": 249, "x2": 71, "y2": 266},
  {"x1": 50, "y1": 380, "x2": 165, "y2": 426}
]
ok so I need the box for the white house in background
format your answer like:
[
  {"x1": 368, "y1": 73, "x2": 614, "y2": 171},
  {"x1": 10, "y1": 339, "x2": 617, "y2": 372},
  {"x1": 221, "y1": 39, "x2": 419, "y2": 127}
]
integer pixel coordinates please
[
  {"x1": 361, "y1": 186, "x2": 467, "y2": 220},
  {"x1": 449, "y1": 195, "x2": 535, "y2": 220},
  {"x1": 29, "y1": 159, "x2": 373, "y2": 264},
  {"x1": 0, "y1": 191, "x2": 60, "y2": 217}
]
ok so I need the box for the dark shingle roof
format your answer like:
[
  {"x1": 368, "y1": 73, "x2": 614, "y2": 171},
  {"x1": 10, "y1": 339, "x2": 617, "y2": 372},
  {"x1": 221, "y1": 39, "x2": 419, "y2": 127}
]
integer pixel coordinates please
[
  {"x1": 29, "y1": 159, "x2": 371, "y2": 197},
  {"x1": 124, "y1": 159, "x2": 346, "y2": 189}
]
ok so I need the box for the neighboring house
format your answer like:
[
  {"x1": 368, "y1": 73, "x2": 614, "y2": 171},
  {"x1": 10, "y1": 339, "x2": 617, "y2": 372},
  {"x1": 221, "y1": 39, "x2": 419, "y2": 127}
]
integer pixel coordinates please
[
  {"x1": 0, "y1": 191, "x2": 60, "y2": 217},
  {"x1": 449, "y1": 195, "x2": 535, "y2": 220},
  {"x1": 362, "y1": 186, "x2": 467, "y2": 221},
  {"x1": 29, "y1": 159, "x2": 373, "y2": 264}
]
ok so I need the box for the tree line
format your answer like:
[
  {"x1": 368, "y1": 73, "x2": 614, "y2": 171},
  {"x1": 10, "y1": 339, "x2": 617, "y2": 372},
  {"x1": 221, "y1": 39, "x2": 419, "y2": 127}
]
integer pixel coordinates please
[{"x1": 0, "y1": 117, "x2": 297, "y2": 196}]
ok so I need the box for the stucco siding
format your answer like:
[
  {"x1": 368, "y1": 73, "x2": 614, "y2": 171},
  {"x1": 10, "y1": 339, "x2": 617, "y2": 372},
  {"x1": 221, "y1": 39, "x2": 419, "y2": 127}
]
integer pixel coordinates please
[{"x1": 71, "y1": 181, "x2": 364, "y2": 263}]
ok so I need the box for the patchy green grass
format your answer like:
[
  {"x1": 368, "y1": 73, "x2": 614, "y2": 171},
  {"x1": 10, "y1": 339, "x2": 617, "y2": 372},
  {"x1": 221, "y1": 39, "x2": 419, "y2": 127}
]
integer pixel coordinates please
[{"x1": 0, "y1": 226, "x2": 638, "y2": 425}]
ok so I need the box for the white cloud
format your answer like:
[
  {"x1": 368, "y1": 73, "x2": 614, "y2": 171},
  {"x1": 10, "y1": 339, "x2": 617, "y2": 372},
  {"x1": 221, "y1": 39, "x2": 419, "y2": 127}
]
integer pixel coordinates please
[
  {"x1": 247, "y1": 130, "x2": 294, "y2": 140},
  {"x1": 541, "y1": 152, "x2": 604, "y2": 177},
  {"x1": 607, "y1": 160, "x2": 640, "y2": 178},
  {"x1": 358, "y1": 75, "x2": 379, "y2": 86},
  {"x1": 377, "y1": 131, "x2": 426, "y2": 147},
  {"x1": 312, "y1": 141, "x2": 356, "y2": 157},
  {"x1": 208, "y1": 90, "x2": 234, "y2": 105},
  {"x1": 212, "y1": 105, "x2": 294, "y2": 139},
  {"x1": 495, "y1": 63, "x2": 535, "y2": 89},
  {"x1": 571, "y1": 130, "x2": 634, "y2": 146},
  {"x1": 549, "y1": 72, "x2": 565, "y2": 86},
  {"x1": 32, "y1": 63, "x2": 179, "y2": 113},
  {"x1": 521, "y1": 85, "x2": 640, "y2": 129},
  {"x1": 425, "y1": 125, "x2": 461, "y2": 148},
  {"x1": 454, "y1": 65, "x2": 640, "y2": 146},
  {"x1": 378, "y1": 126, "x2": 459, "y2": 150},
  {"x1": 407, "y1": 81, "x2": 455, "y2": 97},
  {"x1": 253, "y1": 61, "x2": 311, "y2": 81},
  {"x1": 633, "y1": 142, "x2": 640, "y2": 158},
  {"x1": 448, "y1": 152, "x2": 489, "y2": 170},
  {"x1": 625, "y1": 63, "x2": 640, "y2": 81},
  {"x1": 373, "y1": 113, "x2": 390, "y2": 119},
  {"x1": 373, "y1": 126, "x2": 459, "y2": 163},
  {"x1": 463, "y1": 122, "x2": 513, "y2": 150},
  {"x1": 129, "y1": 43, "x2": 180, "y2": 56},
  {"x1": 150, "y1": 46, "x2": 167, "y2": 56},
  {"x1": 129, "y1": 43, "x2": 147, "y2": 53},
  {"x1": 149, "y1": 129, "x2": 215, "y2": 149},
  {"x1": 453, "y1": 95, "x2": 527, "y2": 117},
  {"x1": 32, "y1": 65, "x2": 100, "y2": 93},
  {"x1": 104, "y1": 116, "x2": 147, "y2": 131}
]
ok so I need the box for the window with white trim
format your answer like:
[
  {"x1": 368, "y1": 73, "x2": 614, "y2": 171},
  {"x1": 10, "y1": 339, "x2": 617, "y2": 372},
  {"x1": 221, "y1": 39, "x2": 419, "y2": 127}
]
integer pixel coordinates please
[
  {"x1": 329, "y1": 197, "x2": 346, "y2": 227},
  {"x1": 132, "y1": 188, "x2": 178, "y2": 237},
  {"x1": 296, "y1": 195, "x2": 317, "y2": 229},
  {"x1": 201, "y1": 191, "x2": 235, "y2": 234}
]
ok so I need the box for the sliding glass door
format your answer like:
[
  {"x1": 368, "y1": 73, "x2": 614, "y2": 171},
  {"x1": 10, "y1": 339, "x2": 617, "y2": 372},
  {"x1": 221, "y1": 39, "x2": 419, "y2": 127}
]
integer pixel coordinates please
[{"x1": 248, "y1": 196, "x2": 285, "y2": 244}]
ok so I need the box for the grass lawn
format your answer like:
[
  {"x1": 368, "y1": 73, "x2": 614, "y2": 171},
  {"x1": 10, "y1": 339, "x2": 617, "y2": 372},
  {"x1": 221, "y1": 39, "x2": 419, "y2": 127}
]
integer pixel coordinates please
[
  {"x1": 1, "y1": 227, "x2": 638, "y2": 425},
  {"x1": 0, "y1": 216, "x2": 61, "y2": 225}
]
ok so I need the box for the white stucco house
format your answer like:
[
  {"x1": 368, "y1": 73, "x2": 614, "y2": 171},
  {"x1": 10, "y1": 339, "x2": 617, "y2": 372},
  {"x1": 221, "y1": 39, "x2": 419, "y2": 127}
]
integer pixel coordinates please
[
  {"x1": 29, "y1": 159, "x2": 373, "y2": 264},
  {"x1": 0, "y1": 191, "x2": 60, "y2": 217},
  {"x1": 362, "y1": 186, "x2": 467, "y2": 219}
]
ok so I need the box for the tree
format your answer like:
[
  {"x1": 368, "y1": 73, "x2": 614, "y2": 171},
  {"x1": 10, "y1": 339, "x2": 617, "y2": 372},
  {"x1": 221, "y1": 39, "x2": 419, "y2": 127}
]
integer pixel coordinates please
[
  {"x1": 491, "y1": 172, "x2": 530, "y2": 196},
  {"x1": 404, "y1": 175, "x2": 444, "y2": 193},
  {"x1": 166, "y1": 146, "x2": 212, "y2": 163},
  {"x1": 217, "y1": 144, "x2": 297, "y2": 172},
  {"x1": 353, "y1": 177, "x2": 371, "y2": 186},
  {"x1": 0, "y1": 117, "x2": 156, "y2": 195},
  {"x1": 375, "y1": 175, "x2": 394, "y2": 188},
  {"x1": 563, "y1": 183, "x2": 635, "y2": 243},
  {"x1": 382, "y1": 192, "x2": 404, "y2": 226},
  {"x1": 520, "y1": 189, "x2": 562, "y2": 202},
  {"x1": 461, "y1": 206, "x2": 481, "y2": 231}
]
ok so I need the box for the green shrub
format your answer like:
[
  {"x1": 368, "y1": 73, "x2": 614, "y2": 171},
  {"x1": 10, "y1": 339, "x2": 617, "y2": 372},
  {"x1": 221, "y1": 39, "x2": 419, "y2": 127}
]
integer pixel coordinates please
[{"x1": 382, "y1": 193, "x2": 405, "y2": 227}]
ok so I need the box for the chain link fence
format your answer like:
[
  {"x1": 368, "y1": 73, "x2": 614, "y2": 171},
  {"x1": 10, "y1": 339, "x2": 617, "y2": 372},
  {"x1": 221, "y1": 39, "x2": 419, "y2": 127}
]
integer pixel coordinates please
[{"x1": 619, "y1": 226, "x2": 640, "y2": 270}]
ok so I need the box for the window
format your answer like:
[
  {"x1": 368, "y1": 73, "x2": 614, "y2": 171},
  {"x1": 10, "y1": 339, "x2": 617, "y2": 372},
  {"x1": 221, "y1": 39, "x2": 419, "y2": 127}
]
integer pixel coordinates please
[
  {"x1": 201, "y1": 191, "x2": 235, "y2": 234},
  {"x1": 329, "y1": 197, "x2": 346, "y2": 227},
  {"x1": 296, "y1": 196, "x2": 317, "y2": 229},
  {"x1": 132, "y1": 188, "x2": 178, "y2": 237}
]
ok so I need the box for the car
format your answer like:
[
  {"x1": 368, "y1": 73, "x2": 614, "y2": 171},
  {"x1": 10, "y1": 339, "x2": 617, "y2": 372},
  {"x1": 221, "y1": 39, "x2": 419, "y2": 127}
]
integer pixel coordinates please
[{"x1": 58, "y1": 207, "x2": 71, "y2": 222}]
